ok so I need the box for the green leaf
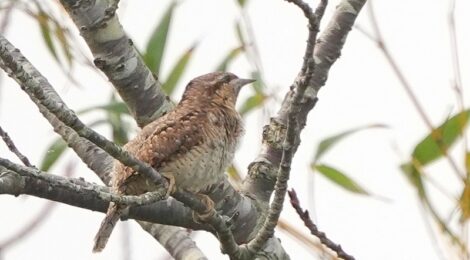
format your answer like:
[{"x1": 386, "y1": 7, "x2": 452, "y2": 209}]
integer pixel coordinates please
[
  {"x1": 237, "y1": 0, "x2": 248, "y2": 7},
  {"x1": 227, "y1": 164, "x2": 242, "y2": 187},
  {"x1": 313, "y1": 164, "x2": 370, "y2": 195},
  {"x1": 250, "y1": 71, "x2": 265, "y2": 93},
  {"x1": 313, "y1": 124, "x2": 387, "y2": 162},
  {"x1": 162, "y1": 44, "x2": 197, "y2": 95},
  {"x1": 37, "y1": 11, "x2": 58, "y2": 61},
  {"x1": 54, "y1": 25, "x2": 73, "y2": 67},
  {"x1": 412, "y1": 109, "x2": 470, "y2": 166},
  {"x1": 78, "y1": 101, "x2": 129, "y2": 115},
  {"x1": 235, "y1": 22, "x2": 246, "y2": 46},
  {"x1": 40, "y1": 138, "x2": 67, "y2": 171},
  {"x1": 107, "y1": 94, "x2": 129, "y2": 146},
  {"x1": 459, "y1": 180, "x2": 470, "y2": 222},
  {"x1": 465, "y1": 152, "x2": 470, "y2": 176},
  {"x1": 400, "y1": 162, "x2": 427, "y2": 200},
  {"x1": 215, "y1": 46, "x2": 244, "y2": 72},
  {"x1": 144, "y1": 1, "x2": 177, "y2": 75},
  {"x1": 239, "y1": 92, "x2": 266, "y2": 116}
]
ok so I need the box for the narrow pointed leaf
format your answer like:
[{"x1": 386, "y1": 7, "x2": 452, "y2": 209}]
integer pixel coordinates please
[
  {"x1": 235, "y1": 22, "x2": 246, "y2": 46},
  {"x1": 36, "y1": 12, "x2": 58, "y2": 61},
  {"x1": 239, "y1": 92, "x2": 266, "y2": 116},
  {"x1": 313, "y1": 124, "x2": 387, "y2": 162},
  {"x1": 400, "y1": 161, "x2": 427, "y2": 200},
  {"x1": 144, "y1": 1, "x2": 177, "y2": 75},
  {"x1": 107, "y1": 94, "x2": 129, "y2": 146},
  {"x1": 237, "y1": 0, "x2": 248, "y2": 7},
  {"x1": 54, "y1": 25, "x2": 73, "y2": 66},
  {"x1": 227, "y1": 164, "x2": 242, "y2": 188},
  {"x1": 216, "y1": 46, "x2": 244, "y2": 72},
  {"x1": 78, "y1": 101, "x2": 129, "y2": 115},
  {"x1": 459, "y1": 181, "x2": 470, "y2": 222},
  {"x1": 313, "y1": 164, "x2": 370, "y2": 195},
  {"x1": 162, "y1": 44, "x2": 197, "y2": 95},
  {"x1": 412, "y1": 109, "x2": 470, "y2": 166},
  {"x1": 465, "y1": 152, "x2": 470, "y2": 175},
  {"x1": 40, "y1": 138, "x2": 67, "y2": 171}
]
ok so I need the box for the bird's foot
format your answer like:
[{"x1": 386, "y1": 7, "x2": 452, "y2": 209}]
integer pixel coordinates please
[
  {"x1": 192, "y1": 193, "x2": 215, "y2": 223},
  {"x1": 164, "y1": 175, "x2": 176, "y2": 198}
]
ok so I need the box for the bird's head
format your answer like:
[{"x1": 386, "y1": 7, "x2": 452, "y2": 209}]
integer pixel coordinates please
[{"x1": 181, "y1": 72, "x2": 254, "y2": 108}]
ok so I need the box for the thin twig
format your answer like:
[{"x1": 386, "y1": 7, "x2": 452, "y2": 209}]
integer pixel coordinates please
[
  {"x1": 448, "y1": 0, "x2": 468, "y2": 168},
  {"x1": 246, "y1": 0, "x2": 327, "y2": 254},
  {"x1": 0, "y1": 126, "x2": 33, "y2": 167},
  {"x1": 288, "y1": 189, "x2": 355, "y2": 260}
]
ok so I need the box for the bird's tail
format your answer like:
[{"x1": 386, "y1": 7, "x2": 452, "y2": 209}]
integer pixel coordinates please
[{"x1": 92, "y1": 202, "x2": 125, "y2": 253}]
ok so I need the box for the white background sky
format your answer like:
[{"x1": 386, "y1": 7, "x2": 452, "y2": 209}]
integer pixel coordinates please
[{"x1": 1, "y1": 0, "x2": 469, "y2": 259}]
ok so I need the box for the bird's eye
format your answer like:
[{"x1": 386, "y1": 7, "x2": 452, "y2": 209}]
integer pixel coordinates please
[{"x1": 220, "y1": 74, "x2": 233, "y2": 84}]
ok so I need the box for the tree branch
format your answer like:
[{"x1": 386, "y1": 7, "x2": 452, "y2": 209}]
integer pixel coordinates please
[
  {"x1": 0, "y1": 125, "x2": 33, "y2": 167},
  {"x1": 59, "y1": 0, "x2": 173, "y2": 127},
  {"x1": 0, "y1": 163, "x2": 205, "y2": 231},
  {"x1": 242, "y1": 0, "x2": 367, "y2": 256},
  {"x1": 0, "y1": 34, "x2": 168, "y2": 197}
]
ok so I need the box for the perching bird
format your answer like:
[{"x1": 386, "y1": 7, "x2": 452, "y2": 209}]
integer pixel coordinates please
[{"x1": 92, "y1": 72, "x2": 254, "y2": 252}]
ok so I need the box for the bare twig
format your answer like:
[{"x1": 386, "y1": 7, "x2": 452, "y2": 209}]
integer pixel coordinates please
[
  {"x1": 246, "y1": 0, "x2": 327, "y2": 254},
  {"x1": 288, "y1": 189, "x2": 355, "y2": 260},
  {"x1": 0, "y1": 126, "x2": 33, "y2": 167}
]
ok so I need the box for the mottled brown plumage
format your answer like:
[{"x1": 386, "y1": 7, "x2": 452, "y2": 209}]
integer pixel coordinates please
[{"x1": 92, "y1": 72, "x2": 253, "y2": 252}]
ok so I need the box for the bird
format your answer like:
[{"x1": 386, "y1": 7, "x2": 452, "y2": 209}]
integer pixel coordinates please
[{"x1": 92, "y1": 72, "x2": 254, "y2": 252}]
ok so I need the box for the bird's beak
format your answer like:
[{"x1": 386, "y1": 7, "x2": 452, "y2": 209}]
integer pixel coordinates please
[{"x1": 232, "y1": 78, "x2": 255, "y2": 93}]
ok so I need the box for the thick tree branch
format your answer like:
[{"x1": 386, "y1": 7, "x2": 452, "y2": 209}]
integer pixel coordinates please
[
  {"x1": 0, "y1": 164, "x2": 204, "y2": 230},
  {"x1": 59, "y1": 0, "x2": 173, "y2": 127}
]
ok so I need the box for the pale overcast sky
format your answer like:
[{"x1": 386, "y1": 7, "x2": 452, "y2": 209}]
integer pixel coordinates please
[{"x1": 1, "y1": 0, "x2": 469, "y2": 259}]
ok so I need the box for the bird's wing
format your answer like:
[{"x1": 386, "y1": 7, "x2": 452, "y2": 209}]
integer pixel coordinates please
[{"x1": 113, "y1": 109, "x2": 209, "y2": 193}]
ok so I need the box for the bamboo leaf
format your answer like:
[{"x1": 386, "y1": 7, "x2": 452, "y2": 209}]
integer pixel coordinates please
[
  {"x1": 459, "y1": 181, "x2": 470, "y2": 222},
  {"x1": 227, "y1": 164, "x2": 242, "y2": 188},
  {"x1": 313, "y1": 164, "x2": 370, "y2": 195},
  {"x1": 54, "y1": 25, "x2": 73, "y2": 66},
  {"x1": 144, "y1": 1, "x2": 177, "y2": 75},
  {"x1": 313, "y1": 124, "x2": 387, "y2": 162},
  {"x1": 412, "y1": 109, "x2": 470, "y2": 166},
  {"x1": 215, "y1": 46, "x2": 244, "y2": 72},
  {"x1": 78, "y1": 101, "x2": 129, "y2": 115},
  {"x1": 40, "y1": 138, "x2": 67, "y2": 171},
  {"x1": 237, "y1": 0, "x2": 248, "y2": 7},
  {"x1": 239, "y1": 92, "x2": 266, "y2": 116},
  {"x1": 162, "y1": 44, "x2": 197, "y2": 95},
  {"x1": 36, "y1": 11, "x2": 58, "y2": 61},
  {"x1": 235, "y1": 22, "x2": 246, "y2": 46},
  {"x1": 400, "y1": 162, "x2": 427, "y2": 200}
]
